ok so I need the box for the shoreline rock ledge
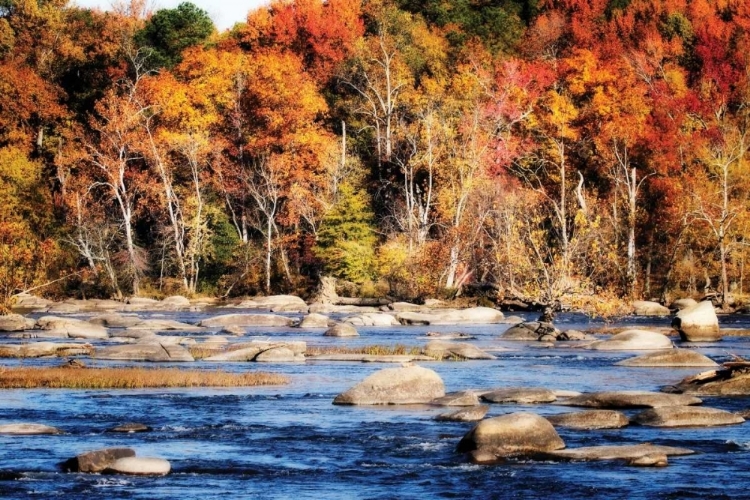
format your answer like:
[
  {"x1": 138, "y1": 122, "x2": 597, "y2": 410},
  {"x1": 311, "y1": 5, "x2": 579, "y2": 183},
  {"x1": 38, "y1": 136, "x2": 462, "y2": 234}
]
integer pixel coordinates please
[{"x1": 333, "y1": 364, "x2": 445, "y2": 405}]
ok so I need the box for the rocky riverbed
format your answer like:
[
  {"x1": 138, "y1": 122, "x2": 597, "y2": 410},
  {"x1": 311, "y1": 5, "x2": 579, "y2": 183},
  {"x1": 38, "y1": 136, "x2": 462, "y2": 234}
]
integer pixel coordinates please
[{"x1": 1, "y1": 295, "x2": 750, "y2": 498}]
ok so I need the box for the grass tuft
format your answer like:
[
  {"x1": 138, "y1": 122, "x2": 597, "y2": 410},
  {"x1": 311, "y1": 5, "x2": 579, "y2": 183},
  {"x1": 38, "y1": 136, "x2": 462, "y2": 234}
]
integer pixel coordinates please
[{"x1": 0, "y1": 366, "x2": 288, "y2": 389}]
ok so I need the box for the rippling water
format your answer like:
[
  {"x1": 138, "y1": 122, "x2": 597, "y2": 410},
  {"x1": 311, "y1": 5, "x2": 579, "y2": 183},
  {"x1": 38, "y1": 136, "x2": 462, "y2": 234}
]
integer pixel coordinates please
[{"x1": 2, "y1": 311, "x2": 750, "y2": 499}]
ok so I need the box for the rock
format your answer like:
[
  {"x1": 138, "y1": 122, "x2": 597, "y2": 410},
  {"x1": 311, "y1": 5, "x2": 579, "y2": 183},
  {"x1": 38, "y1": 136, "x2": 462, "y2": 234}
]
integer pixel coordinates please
[
  {"x1": 11, "y1": 293, "x2": 52, "y2": 311},
  {"x1": 435, "y1": 405, "x2": 490, "y2": 422},
  {"x1": 342, "y1": 313, "x2": 400, "y2": 327},
  {"x1": 126, "y1": 297, "x2": 160, "y2": 308},
  {"x1": 480, "y1": 388, "x2": 557, "y2": 404},
  {"x1": 616, "y1": 350, "x2": 718, "y2": 367},
  {"x1": 500, "y1": 322, "x2": 561, "y2": 341},
  {"x1": 422, "y1": 332, "x2": 476, "y2": 340},
  {"x1": 672, "y1": 301, "x2": 721, "y2": 342},
  {"x1": 235, "y1": 295, "x2": 308, "y2": 313},
  {"x1": 546, "y1": 444, "x2": 694, "y2": 462},
  {"x1": 0, "y1": 342, "x2": 92, "y2": 358},
  {"x1": 628, "y1": 453, "x2": 668, "y2": 467},
  {"x1": 547, "y1": 443, "x2": 695, "y2": 460},
  {"x1": 546, "y1": 410, "x2": 629, "y2": 429},
  {"x1": 397, "y1": 307, "x2": 504, "y2": 326},
  {"x1": 423, "y1": 341, "x2": 496, "y2": 360},
  {"x1": 47, "y1": 302, "x2": 81, "y2": 314},
  {"x1": 126, "y1": 319, "x2": 202, "y2": 331},
  {"x1": 584, "y1": 330, "x2": 673, "y2": 350},
  {"x1": 0, "y1": 314, "x2": 34, "y2": 331},
  {"x1": 204, "y1": 346, "x2": 262, "y2": 362},
  {"x1": 36, "y1": 316, "x2": 108, "y2": 340},
  {"x1": 308, "y1": 354, "x2": 432, "y2": 363},
  {"x1": 254, "y1": 346, "x2": 301, "y2": 363},
  {"x1": 633, "y1": 406, "x2": 745, "y2": 427},
  {"x1": 95, "y1": 342, "x2": 194, "y2": 362},
  {"x1": 160, "y1": 295, "x2": 190, "y2": 309},
  {"x1": 387, "y1": 302, "x2": 425, "y2": 312},
  {"x1": 431, "y1": 390, "x2": 480, "y2": 406},
  {"x1": 669, "y1": 367, "x2": 750, "y2": 396},
  {"x1": 562, "y1": 330, "x2": 596, "y2": 341},
  {"x1": 333, "y1": 365, "x2": 445, "y2": 405},
  {"x1": 198, "y1": 314, "x2": 297, "y2": 328},
  {"x1": 671, "y1": 298, "x2": 698, "y2": 311},
  {"x1": 221, "y1": 325, "x2": 246, "y2": 336},
  {"x1": 104, "y1": 457, "x2": 171, "y2": 476},
  {"x1": 89, "y1": 314, "x2": 143, "y2": 328},
  {"x1": 456, "y1": 412, "x2": 565, "y2": 458},
  {"x1": 62, "y1": 448, "x2": 136, "y2": 473},
  {"x1": 324, "y1": 323, "x2": 359, "y2": 337},
  {"x1": 0, "y1": 423, "x2": 61, "y2": 435},
  {"x1": 557, "y1": 391, "x2": 702, "y2": 409},
  {"x1": 109, "y1": 422, "x2": 152, "y2": 433},
  {"x1": 299, "y1": 313, "x2": 331, "y2": 328},
  {"x1": 632, "y1": 300, "x2": 670, "y2": 316}
]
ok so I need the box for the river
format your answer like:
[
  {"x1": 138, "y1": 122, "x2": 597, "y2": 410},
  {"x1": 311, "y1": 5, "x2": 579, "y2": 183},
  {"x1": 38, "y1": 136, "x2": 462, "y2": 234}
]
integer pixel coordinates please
[{"x1": 1, "y1": 310, "x2": 750, "y2": 499}]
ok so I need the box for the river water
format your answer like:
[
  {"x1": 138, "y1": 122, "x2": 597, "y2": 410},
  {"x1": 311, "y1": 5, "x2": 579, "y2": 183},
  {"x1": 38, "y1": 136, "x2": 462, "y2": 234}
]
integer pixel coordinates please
[{"x1": 2, "y1": 311, "x2": 750, "y2": 499}]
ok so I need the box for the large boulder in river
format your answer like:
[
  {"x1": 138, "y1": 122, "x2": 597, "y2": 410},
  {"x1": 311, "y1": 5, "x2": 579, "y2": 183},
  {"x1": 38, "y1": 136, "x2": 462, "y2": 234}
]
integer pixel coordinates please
[
  {"x1": 431, "y1": 390, "x2": 481, "y2": 406},
  {"x1": 672, "y1": 301, "x2": 721, "y2": 342},
  {"x1": 632, "y1": 300, "x2": 670, "y2": 316},
  {"x1": 61, "y1": 448, "x2": 136, "y2": 473},
  {"x1": 584, "y1": 330, "x2": 673, "y2": 350},
  {"x1": 95, "y1": 341, "x2": 194, "y2": 362},
  {"x1": 342, "y1": 313, "x2": 400, "y2": 327},
  {"x1": 435, "y1": 405, "x2": 489, "y2": 422},
  {"x1": 423, "y1": 341, "x2": 495, "y2": 360},
  {"x1": 557, "y1": 391, "x2": 701, "y2": 409},
  {"x1": 104, "y1": 456, "x2": 171, "y2": 476},
  {"x1": 254, "y1": 346, "x2": 302, "y2": 363},
  {"x1": 36, "y1": 316, "x2": 108, "y2": 340},
  {"x1": 546, "y1": 410, "x2": 629, "y2": 430},
  {"x1": 324, "y1": 323, "x2": 359, "y2": 337},
  {"x1": 616, "y1": 350, "x2": 718, "y2": 367},
  {"x1": 456, "y1": 412, "x2": 565, "y2": 460},
  {"x1": 198, "y1": 314, "x2": 296, "y2": 328},
  {"x1": 0, "y1": 342, "x2": 92, "y2": 358},
  {"x1": 299, "y1": 313, "x2": 331, "y2": 328},
  {"x1": 333, "y1": 365, "x2": 445, "y2": 405},
  {"x1": 397, "y1": 307, "x2": 504, "y2": 326},
  {"x1": 0, "y1": 423, "x2": 61, "y2": 435},
  {"x1": 633, "y1": 406, "x2": 744, "y2": 427}
]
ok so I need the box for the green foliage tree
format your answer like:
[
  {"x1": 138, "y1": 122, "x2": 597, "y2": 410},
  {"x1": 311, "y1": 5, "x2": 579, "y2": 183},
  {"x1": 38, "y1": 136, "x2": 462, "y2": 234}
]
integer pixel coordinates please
[
  {"x1": 135, "y1": 2, "x2": 214, "y2": 69},
  {"x1": 314, "y1": 182, "x2": 378, "y2": 284}
]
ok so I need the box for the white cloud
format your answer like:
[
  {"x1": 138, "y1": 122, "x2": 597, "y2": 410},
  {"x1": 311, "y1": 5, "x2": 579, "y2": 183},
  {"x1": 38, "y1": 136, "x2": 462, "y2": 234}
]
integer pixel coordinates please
[{"x1": 72, "y1": 0, "x2": 270, "y2": 32}]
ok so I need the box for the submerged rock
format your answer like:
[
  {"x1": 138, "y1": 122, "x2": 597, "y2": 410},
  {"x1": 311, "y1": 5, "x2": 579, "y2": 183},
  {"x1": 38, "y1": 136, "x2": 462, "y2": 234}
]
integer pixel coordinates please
[
  {"x1": 546, "y1": 410, "x2": 629, "y2": 430},
  {"x1": 254, "y1": 346, "x2": 302, "y2": 363},
  {"x1": 198, "y1": 314, "x2": 296, "y2": 328},
  {"x1": 617, "y1": 350, "x2": 718, "y2": 367},
  {"x1": 333, "y1": 365, "x2": 445, "y2": 405},
  {"x1": 584, "y1": 330, "x2": 673, "y2": 350},
  {"x1": 456, "y1": 412, "x2": 565, "y2": 459},
  {"x1": 558, "y1": 391, "x2": 702, "y2": 409},
  {"x1": 547, "y1": 444, "x2": 693, "y2": 462},
  {"x1": 109, "y1": 422, "x2": 152, "y2": 433},
  {"x1": 104, "y1": 456, "x2": 171, "y2": 476},
  {"x1": 431, "y1": 390, "x2": 480, "y2": 406},
  {"x1": 234, "y1": 295, "x2": 308, "y2": 313},
  {"x1": 435, "y1": 405, "x2": 490, "y2": 422},
  {"x1": 672, "y1": 301, "x2": 721, "y2": 342},
  {"x1": 423, "y1": 341, "x2": 495, "y2": 360},
  {"x1": 481, "y1": 388, "x2": 557, "y2": 404},
  {"x1": 500, "y1": 322, "x2": 561, "y2": 341},
  {"x1": 633, "y1": 406, "x2": 744, "y2": 427},
  {"x1": 397, "y1": 307, "x2": 504, "y2": 326}
]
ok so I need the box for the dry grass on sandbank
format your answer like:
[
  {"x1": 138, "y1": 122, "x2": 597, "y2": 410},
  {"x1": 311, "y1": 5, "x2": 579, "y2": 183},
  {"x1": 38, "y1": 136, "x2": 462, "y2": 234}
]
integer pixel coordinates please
[
  {"x1": 0, "y1": 366, "x2": 288, "y2": 389},
  {"x1": 306, "y1": 344, "x2": 424, "y2": 357}
]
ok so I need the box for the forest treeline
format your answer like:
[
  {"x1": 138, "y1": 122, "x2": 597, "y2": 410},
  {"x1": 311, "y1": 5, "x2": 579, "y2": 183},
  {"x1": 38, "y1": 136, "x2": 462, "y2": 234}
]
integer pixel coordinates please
[{"x1": 2, "y1": 0, "x2": 750, "y2": 310}]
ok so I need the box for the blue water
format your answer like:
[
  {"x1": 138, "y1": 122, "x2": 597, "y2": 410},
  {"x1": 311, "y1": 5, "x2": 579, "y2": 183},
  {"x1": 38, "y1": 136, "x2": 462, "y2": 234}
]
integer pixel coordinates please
[{"x1": 2, "y1": 311, "x2": 750, "y2": 499}]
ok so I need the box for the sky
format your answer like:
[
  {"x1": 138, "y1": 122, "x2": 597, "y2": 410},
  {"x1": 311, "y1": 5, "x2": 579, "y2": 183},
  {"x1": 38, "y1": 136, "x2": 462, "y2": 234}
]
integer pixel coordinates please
[{"x1": 73, "y1": 0, "x2": 270, "y2": 31}]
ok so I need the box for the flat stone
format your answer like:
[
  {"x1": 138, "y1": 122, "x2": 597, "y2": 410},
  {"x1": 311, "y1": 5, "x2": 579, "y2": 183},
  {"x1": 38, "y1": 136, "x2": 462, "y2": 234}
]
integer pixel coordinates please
[
  {"x1": 557, "y1": 391, "x2": 702, "y2": 409},
  {"x1": 109, "y1": 422, "x2": 152, "y2": 433},
  {"x1": 617, "y1": 350, "x2": 718, "y2": 367},
  {"x1": 628, "y1": 453, "x2": 669, "y2": 467},
  {"x1": 307, "y1": 354, "x2": 433, "y2": 363},
  {"x1": 89, "y1": 314, "x2": 143, "y2": 328},
  {"x1": 633, "y1": 406, "x2": 745, "y2": 427},
  {"x1": 431, "y1": 390, "x2": 480, "y2": 406},
  {"x1": 234, "y1": 295, "x2": 307, "y2": 313},
  {"x1": 342, "y1": 313, "x2": 400, "y2": 327},
  {"x1": 204, "y1": 346, "x2": 262, "y2": 362},
  {"x1": 0, "y1": 423, "x2": 61, "y2": 435},
  {"x1": 546, "y1": 410, "x2": 629, "y2": 429},
  {"x1": 632, "y1": 301, "x2": 670, "y2": 316},
  {"x1": 670, "y1": 369, "x2": 750, "y2": 396},
  {"x1": 585, "y1": 330, "x2": 673, "y2": 350},
  {"x1": 333, "y1": 365, "x2": 445, "y2": 405},
  {"x1": 423, "y1": 341, "x2": 495, "y2": 360},
  {"x1": 198, "y1": 314, "x2": 297, "y2": 328},
  {"x1": 500, "y1": 322, "x2": 560, "y2": 341},
  {"x1": 324, "y1": 323, "x2": 359, "y2": 337},
  {"x1": 255, "y1": 346, "x2": 301, "y2": 363},
  {"x1": 299, "y1": 313, "x2": 330, "y2": 328},
  {"x1": 481, "y1": 388, "x2": 557, "y2": 404},
  {"x1": 397, "y1": 307, "x2": 504, "y2": 326},
  {"x1": 435, "y1": 405, "x2": 490, "y2": 422},
  {"x1": 95, "y1": 342, "x2": 194, "y2": 362},
  {"x1": 0, "y1": 314, "x2": 34, "y2": 331},
  {"x1": 104, "y1": 456, "x2": 171, "y2": 476},
  {"x1": 546, "y1": 444, "x2": 694, "y2": 462}
]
